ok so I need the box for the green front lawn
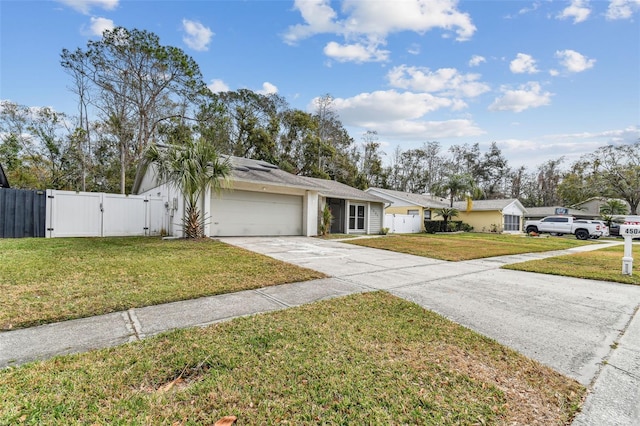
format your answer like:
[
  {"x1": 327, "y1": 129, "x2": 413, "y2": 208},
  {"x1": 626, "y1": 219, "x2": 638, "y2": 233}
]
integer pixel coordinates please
[
  {"x1": 346, "y1": 233, "x2": 595, "y2": 261},
  {"x1": 503, "y1": 244, "x2": 640, "y2": 285},
  {"x1": 0, "y1": 237, "x2": 325, "y2": 330},
  {"x1": 0, "y1": 292, "x2": 584, "y2": 425}
]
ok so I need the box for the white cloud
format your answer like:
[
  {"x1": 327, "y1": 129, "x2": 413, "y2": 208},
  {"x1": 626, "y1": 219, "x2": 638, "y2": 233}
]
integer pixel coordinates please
[
  {"x1": 283, "y1": 0, "x2": 341, "y2": 45},
  {"x1": 57, "y1": 0, "x2": 118, "y2": 14},
  {"x1": 87, "y1": 17, "x2": 114, "y2": 36},
  {"x1": 509, "y1": 53, "x2": 539, "y2": 74},
  {"x1": 557, "y1": 0, "x2": 591, "y2": 23},
  {"x1": 606, "y1": 0, "x2": 640, "y2": 20},
  {"x1": 339, "y1": 0, "x2": 476, "y2": 41},
  {"x1": 366, "y1": 119, "x2": 485, "y2": 140},
  {"x1": 324, "y1": 41, "x2": 389, "y2": 63},
  {"x1": 207, "y1": 79, "x2": 229, "y2": 93},
  {"x1": 387, "y1": 65, "x2": 490, "y2": 98},
  {"x1": 500, "y1": 125, "x2": 640, "y2": 167},
  {"x1": 257, "y1": 82, "x2": 278, "y2": 95},
  {"x1": 407, "y1": 43, "x2": 421, "y2": 55},
  {"x1": 316, "y1": 90, "x2": 459, "y2": 126},
  {"x1": 468, "y1": 55, "x2": 486, "y2": 67},
  {"x1": 182, "y1": 19, "x2": 213, "y2": 51},
  {"x1": 284, "y1": 0, "x2": 476, "y2": 63},
  {"x1": 489, "y1": 82, "x2": 553, "y2": 112},
  {"x1": 518, "y1": 2, "x2": 541, "y2": 16},
  {"x1": 555, "y1": 49, "x2": 595, "y2": 72}
]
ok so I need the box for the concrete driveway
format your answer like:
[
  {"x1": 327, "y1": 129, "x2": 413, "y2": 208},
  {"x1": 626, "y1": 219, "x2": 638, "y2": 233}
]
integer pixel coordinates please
[{"x1": 220, "y1": 236, "x2": 640, "y2": 426}]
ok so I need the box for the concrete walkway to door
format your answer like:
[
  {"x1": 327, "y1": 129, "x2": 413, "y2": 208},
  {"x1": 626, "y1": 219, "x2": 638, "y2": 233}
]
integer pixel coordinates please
[{"x1": 219, "y1": 236, "x2": 640, "y2": 426}]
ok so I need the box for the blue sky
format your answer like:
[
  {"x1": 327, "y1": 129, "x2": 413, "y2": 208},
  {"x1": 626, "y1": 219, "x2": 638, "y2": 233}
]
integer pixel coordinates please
[{"x1": 1, "y1": 0, "x2": 639, "y2": 168}]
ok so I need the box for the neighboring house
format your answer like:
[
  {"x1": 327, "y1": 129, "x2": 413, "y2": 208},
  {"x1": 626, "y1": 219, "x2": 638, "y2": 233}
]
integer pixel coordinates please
[
  {"x1": 451, "y1": 198, "x2": 527, "y2": 234},
  {"x1": 0, "y1": 163, "x2": 9, "y2": 188},
  {"x1": 365, "y1": 187, "x2": 449, "y2": 231},
  {"x1": 524, "y1": 206, "x2": 592, "y2": 221},
  {"x1": 570, "y1": 197, "x2": 631, "y2": 217},
  {"x1": 133, "y1": 155, "x2": 386, "y2": 238}
]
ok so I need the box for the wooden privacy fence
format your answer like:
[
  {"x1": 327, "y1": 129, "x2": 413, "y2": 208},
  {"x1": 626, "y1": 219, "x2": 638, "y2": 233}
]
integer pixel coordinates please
[{"x1": 0, "y1": 189, "x2": 46, "y2": 238}]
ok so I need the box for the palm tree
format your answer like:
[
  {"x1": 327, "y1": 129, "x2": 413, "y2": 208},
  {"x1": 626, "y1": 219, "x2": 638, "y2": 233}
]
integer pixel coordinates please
[
  {"x1": 434, "y1": 207, "x2": 459, "y2": 232},
  {"x1": 600, "y1": 199, "x2": 629, "y2": 227},
  {"x1": 432, "y1": 174, "x2": 477, "y2": 207},
  {"x1": 146, "y1": 138, "x2": 231, "y2": 239}
]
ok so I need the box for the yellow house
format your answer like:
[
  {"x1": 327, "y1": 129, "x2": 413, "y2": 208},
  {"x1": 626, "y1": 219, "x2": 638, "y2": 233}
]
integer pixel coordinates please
[
  {"x1": 452, "y1": 198, "x2": 527, "y2": 233},
  {"x1": 365, "y1": 187, "x2": 449, "y2": 231}
]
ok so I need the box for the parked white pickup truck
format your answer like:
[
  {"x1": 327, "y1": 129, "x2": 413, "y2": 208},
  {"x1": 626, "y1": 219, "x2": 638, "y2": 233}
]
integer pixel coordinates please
[{"x1": 524, "y1": 216, "x2": 607, "y2": 240}]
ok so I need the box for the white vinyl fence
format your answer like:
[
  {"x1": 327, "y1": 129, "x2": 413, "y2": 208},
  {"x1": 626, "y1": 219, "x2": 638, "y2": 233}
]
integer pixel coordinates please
[
  {"x1": 45, "y1": 190, "x2": 165, "y2": 238},
  {"x1": 383, "y1": 214, "x2": 422, "y2": 234}
]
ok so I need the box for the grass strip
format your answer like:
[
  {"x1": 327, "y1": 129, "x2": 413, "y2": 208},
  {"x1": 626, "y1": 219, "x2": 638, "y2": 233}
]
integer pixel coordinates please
[
  {"x1": 503, "y1": 244, "x2": 640, "y2": 285},
  {"x1": 0, "y1": 292, "x2": 584, "y2": 425},
  {"x1": 0, "y1": 237, "x2": 325, "y2": 330},
  {"x1": 346, "y1": 233, "x2": 594, "y2": 261}
]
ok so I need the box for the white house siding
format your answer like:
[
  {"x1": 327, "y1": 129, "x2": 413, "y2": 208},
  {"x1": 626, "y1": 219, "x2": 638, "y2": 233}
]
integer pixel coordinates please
[
  {"x1": 138, "y1": 182, "x2": 185, "y2": 238},
  {"x1": 369, "y1": 203, "x2": 383, "y2": 234},
  {"x1": 210, "y1": 189, "x2": 303, "y2": 237}
]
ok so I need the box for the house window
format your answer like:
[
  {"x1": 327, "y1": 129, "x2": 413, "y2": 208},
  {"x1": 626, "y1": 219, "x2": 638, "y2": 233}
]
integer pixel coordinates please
[
  {"x1": 424, "y1": 210, "x2": 431, "y2": 220},
  {"x1": 407, "y1": 209, "x2": 419, "y2": 215},
  {"x1": 349, "y1": 204, "x2": 365, "y2": 231},
  {"x1": 504, "y1": 215, "x2": 520, "y2": 231}
]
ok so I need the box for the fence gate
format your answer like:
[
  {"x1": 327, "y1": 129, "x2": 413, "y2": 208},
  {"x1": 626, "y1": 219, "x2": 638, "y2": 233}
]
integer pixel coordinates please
[
  {"x1": 383, "y1": 214, "x2": 422, "y2": 234},
  {"x1": 0, "y1": 189, "x2": 46, "y2": 238},
  {"x1": 46, "y1": 190, "x2": 164, "y2": 238}
]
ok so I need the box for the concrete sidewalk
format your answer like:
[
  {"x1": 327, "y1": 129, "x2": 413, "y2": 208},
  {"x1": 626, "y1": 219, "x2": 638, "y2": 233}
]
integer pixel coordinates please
[{"x1": 1, "y1": 237, "x2": 639, "y2": 425}]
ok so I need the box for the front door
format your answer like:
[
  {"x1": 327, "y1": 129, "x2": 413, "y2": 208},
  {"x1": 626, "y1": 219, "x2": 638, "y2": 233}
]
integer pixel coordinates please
[
  {"x1": 349, "y1": 204, "x2": 365, "y2": 232},
  {"x1": 328, "y1": 198, "x2": 345, "y2": 234}
]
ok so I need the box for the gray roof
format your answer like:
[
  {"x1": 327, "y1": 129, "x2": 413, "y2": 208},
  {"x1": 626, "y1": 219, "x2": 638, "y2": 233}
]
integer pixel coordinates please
[
  {"x1": 524, "y1": 206, "x2": 593, "y2": 218},
  {"x1": 366, "y1": 187, "x2": 448, "y2": 208},
  {"x1": 452, "y1": 198, "x2": 525, "y2": 212},
  {"x1": 303, "y1": 177, "x2": 387, "y2": 203},
  {"x1": 227, "y1": 156, "x2": 316, "y2": 189},
  {"x1": 227, "y1": 157, "x2": 384, "y2": 203},
  {"x1": 134, "y1": 154, "x2": 384, "y2": 204}
]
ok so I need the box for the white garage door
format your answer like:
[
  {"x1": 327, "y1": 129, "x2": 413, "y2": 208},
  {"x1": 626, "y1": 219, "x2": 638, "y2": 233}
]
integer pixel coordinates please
[{"x1": 210, "y1": 190, "x2": 303, "y2": 236}]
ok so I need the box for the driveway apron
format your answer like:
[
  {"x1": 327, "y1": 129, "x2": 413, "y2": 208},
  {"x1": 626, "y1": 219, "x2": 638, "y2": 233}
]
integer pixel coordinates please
[{"x1": 221, "y1": 236, "x2": 640, "y2": 426}]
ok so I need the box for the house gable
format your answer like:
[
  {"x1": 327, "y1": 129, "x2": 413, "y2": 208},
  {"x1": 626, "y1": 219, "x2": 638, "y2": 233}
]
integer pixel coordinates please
[
  {"x1": 366, "y1": 187, "x2": 448, "y2": 208},
  {"x1": 366, "y1": 188, "x2": 422, "y2": 208}
]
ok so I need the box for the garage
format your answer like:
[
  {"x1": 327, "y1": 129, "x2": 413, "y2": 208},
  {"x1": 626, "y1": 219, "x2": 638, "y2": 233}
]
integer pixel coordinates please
[{"x1": 210, "y1": 190, "x2": 303, "y2": 237}]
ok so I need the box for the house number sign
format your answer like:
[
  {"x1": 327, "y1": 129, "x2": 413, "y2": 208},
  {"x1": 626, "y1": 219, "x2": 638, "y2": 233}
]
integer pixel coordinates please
[{"x1": 620, "y1": 216, "x2": 640, "y2": 276}]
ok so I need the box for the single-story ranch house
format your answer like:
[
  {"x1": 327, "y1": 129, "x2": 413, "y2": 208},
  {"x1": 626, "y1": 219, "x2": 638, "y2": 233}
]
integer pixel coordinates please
[
  {"x1": 452, "y1": 198, "x2": 527, "y2": 233},
  {"x1": 133, "y1": 156, "x2": 386, "y2": 238}
]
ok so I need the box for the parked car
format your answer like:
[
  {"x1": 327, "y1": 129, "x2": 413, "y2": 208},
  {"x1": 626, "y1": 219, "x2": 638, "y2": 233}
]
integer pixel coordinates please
[
  {"x1": 609, "y1": 222, "x2": 621, "y2": 237},
  {"x1": 524, "y1": 216, "x2": 606, "y2": 240},
  {"x1": 573, "y1": 220, "x2": 609, "y2": 239}
]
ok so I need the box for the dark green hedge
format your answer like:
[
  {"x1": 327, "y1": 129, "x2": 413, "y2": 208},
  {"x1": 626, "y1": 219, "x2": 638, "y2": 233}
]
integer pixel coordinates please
[{"x1": 424, "y1": 221, "x2": 472, "y2": 233}]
